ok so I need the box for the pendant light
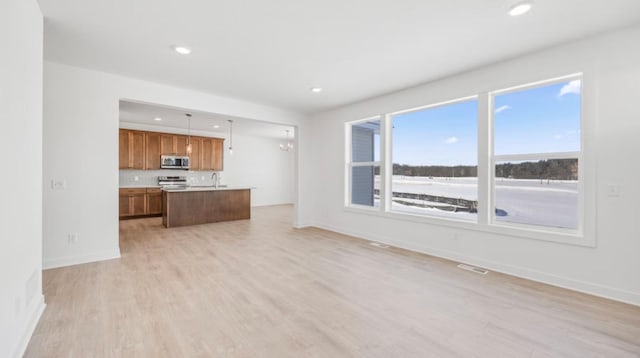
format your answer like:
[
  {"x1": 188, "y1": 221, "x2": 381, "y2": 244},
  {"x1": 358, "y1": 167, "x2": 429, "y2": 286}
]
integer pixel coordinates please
[
  {"x1": 185, "y1": 113, "x2": 193, "y2": 154},
  {"x1": 228, "y1": 119, "x2": 234, "y2": 155},
  {"x1": 279, "y1": 129, "x2": 293, "y2": 152}
]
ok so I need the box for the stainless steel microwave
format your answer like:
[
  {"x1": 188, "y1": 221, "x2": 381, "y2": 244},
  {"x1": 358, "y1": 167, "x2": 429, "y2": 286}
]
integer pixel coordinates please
[{"x1": 161, "y1": 155, "x2": 190, "y2": 169}]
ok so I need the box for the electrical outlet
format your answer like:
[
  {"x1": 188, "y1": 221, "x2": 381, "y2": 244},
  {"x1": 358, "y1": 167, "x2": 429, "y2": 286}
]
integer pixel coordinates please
[
  {"x1": 607, "y1": 184, "x2": 621, "y2": 197},
  {"x1": 51, "y1": 179, "x2": 66, "y2": 190},
  {"x1": 68, "y1": 233, "x2": 79, "y2": 244}
]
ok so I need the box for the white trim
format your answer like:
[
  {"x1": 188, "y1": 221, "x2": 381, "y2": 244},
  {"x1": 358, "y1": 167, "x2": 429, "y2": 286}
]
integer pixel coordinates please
[
  {"x1": 488, "y1": 74, "x2": 588, "y2": 244},
  {"x1": 382, "y1": 114, "x2": 393, "y2": 212},
  {"x1": 344, "y1": 206, "x2": 592, "y2": 246},
  {"x1": 313, "y1": 222, "x2": 640, "y2": 307},
  {"x1": 43, "y1": 249, "x2": 121, "y2": 269},
  {"x1": 493, "y1": 152, "x2": 580, "y2": 162},
  {"x1": 490, "y1": 73, "x2": 583, "y2": 95},
  {"x1": 12, "y1": 294, "x2": 46, "y2": 358},
  {"x1": 390, "y1": 94, "x2": 479, "y2": 116},
  {"x1": 345, "y1": 116, "x2": 382, "y2": 208},
  {"x1": 350, "y1": 161, "x2": 379, "y2": 167},
  {"x1": 477, "y1": 93, "x2": 490, "y2": 226}
]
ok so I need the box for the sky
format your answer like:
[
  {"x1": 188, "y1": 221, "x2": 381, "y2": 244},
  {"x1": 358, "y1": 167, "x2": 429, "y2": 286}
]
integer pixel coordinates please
[{"x1": 391, "y1": 80, "x2": 581, "y2": 166}]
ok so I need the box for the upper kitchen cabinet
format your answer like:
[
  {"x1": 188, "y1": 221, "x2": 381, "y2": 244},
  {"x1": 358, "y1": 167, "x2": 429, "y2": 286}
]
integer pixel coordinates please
[
  {"x1": 175, "y1": 136, "x2": 189, "y2": 156},
  {"x1": 145, "y1": 132, "x2": 185, "y2": 169},
  {"x1": 160, "y1": 133, "x2": 176, "y2": 155},
  {"x1": 159, "y1": 133, "x2": 189, "y2": 156},
  {"x1": 119, "y1": 129, "x2": 145, "y2": 169},
  {"x1": 120, "y1": 129, "x2": 224, "y2": 171},
  {"x1": 189, "y1": 137, "x2": 202, "y2": 171},
  {"x1": 144, "y1": 132, "x2": 162, "y2": 170},
  {"x1": 212, "y1": 138, "x2": 224, "y2": 171},
  {"x1": 201, "y1": 137, "x2": 224, "y2": 171}
]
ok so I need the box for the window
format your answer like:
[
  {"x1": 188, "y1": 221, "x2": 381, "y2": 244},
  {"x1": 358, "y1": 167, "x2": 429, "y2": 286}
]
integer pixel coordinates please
[
  {"x1": 347, "y1": 118, "x2": 380, "y2": 207},
  {"x1": 391, "y1": 99, "x2": 478, "y2": 220},
  {"x1": 345, "y1": 74, "x2": 585, "y2": 242},
  {"x1": 491, "y1": 78, "x2": 581, "y2": 230}
]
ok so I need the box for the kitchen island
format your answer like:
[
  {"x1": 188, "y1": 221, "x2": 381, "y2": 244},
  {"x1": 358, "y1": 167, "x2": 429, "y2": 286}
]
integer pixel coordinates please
[{"x1": 162, "y1": 186, "x2": 251, "y2": 228}]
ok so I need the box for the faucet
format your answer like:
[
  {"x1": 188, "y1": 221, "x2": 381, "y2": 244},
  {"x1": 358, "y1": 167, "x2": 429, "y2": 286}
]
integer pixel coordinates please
[{"x1": 211, "y1": 172, "x2": 219, "y2": 188}]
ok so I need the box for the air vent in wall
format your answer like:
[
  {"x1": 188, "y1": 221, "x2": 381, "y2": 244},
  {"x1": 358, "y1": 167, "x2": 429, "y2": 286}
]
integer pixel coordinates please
[{"x1": 457, "y1": 263, "x2": 489, "y2": 275}]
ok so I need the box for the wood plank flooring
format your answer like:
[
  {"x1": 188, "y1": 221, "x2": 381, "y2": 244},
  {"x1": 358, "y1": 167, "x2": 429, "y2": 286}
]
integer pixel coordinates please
[{"x1": 25, "y1": 205, "x2": 640, "y2": 357}]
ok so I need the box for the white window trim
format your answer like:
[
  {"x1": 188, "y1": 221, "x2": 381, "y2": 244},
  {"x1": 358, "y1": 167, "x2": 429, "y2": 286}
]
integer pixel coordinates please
[
  {"x1": 344, "y1": 73, "x2": 596, "y2": 248},
  {"x1": 488, "y1": 73, "x2": 586, "y2": 240},
  {"x1": 345, "y1": 116, "x2": 381, "y2": 210},
  {"x1": 386, "y1": 95, "x2": 480, "y2": 222}
]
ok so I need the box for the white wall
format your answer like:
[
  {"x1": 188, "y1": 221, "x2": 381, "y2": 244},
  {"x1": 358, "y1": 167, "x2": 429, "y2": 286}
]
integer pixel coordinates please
[
  {"x1": 307, "y1": 25, "x2": 640, "y2": 305},
  {"x1": 0, "y1": 0, "x2": 46, "y2": 356},
  {"x1": 43, "y1": 62, "x2": 307, "y2": 269},
  {"x1": 223, "y1": 134, "x2": 294, "y2": 206}
]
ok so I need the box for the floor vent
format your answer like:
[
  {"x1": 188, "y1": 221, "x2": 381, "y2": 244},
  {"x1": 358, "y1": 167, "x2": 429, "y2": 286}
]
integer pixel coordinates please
[
  {"x1": 457, "y1": 263, "x2": 489, "y2": 275},
  {"x1": 369, "y1": 242, "x2": 390, "y2": 249}
]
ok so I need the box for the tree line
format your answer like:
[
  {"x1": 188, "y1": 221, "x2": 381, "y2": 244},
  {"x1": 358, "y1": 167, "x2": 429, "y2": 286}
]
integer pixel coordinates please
[{"x1": 393, "y1": 158, "x2": 578, "y2": 180}]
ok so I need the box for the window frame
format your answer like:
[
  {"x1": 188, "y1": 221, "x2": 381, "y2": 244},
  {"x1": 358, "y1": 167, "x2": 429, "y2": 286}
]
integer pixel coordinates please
[
  {"x1": 345, "y1": 116, "x2": 382, "y2": 211},
  {"x1": 488, "y1": 74, "x2": 584, "y2": 235},
  {"x1": 344, "y1": 73, "x2": 595, "y2": 247},
  {"x1": 387, "y1": 95, "x2": 480, "y2": 222}
]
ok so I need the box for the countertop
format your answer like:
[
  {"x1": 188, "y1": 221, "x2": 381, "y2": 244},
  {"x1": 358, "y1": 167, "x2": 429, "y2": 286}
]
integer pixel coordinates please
[{"x1": 162, "y1": 186, "x2": 253, "y2": 192}]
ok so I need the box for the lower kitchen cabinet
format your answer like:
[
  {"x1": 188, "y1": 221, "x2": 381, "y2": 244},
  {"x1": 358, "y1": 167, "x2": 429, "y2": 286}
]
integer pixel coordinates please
[
  {"x1": 119, "y1": 188, "x2": 163, "y2": 218},
  {"x1": 146, "y1": 188, "x2": 163, "y2": 215}
]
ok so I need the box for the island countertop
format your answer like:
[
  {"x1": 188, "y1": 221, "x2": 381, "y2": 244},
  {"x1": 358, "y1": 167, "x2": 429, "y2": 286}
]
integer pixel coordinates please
[{"x1": 162, "y1": 186, "x2": 253, "y2": 192}]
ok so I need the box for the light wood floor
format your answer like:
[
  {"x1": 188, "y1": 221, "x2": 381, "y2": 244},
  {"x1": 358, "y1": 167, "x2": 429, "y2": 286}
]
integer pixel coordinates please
[{"x1": 26, "y1": 205, "x2": 640, "y2": 357}]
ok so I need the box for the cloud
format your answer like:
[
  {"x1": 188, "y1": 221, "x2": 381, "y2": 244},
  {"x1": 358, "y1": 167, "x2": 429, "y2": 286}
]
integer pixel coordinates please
[
  {"x1": 495, "y1": 105, "x2": 512, "y2": 114},
  {"x1": 444, "y1": 136, "x2": 459, "y2": 144},
  {"x1": 553, "y1": 134, "x2": 563, "y2": 140},
  {"x1": 558, "y1": 80, "x2": 581, "y2": 97}
]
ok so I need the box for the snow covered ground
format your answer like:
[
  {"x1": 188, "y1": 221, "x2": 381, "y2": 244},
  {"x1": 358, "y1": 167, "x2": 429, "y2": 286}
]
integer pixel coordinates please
[{"x1": 377, "y1": 176, "x2": 578, "y2": 229}]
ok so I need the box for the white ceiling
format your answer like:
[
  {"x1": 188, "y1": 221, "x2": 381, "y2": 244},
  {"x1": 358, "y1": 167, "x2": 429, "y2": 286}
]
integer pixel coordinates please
[
  {"x1": 119, "y1": 101, "x2": 295, "y2": 140},
  {"x1": 39, "y1": 0, "x2": 640, "y2": 113}
]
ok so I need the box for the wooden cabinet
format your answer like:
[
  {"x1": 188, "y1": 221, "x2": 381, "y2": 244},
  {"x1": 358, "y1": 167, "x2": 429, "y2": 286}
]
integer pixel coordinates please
[
  {"x1": 146, "y1": 188, "x2": 163, "y2": 215},
  {"x1": 119, "y1": 188, "x2": 147, "y2": 217},
  {"x1": 176, "y1": 136, "x2": 188, "y2": 156},
  {"x1": 119, "y1": 188, "x2": 163, "y2": 218},
  {"x1": 201, "y1": 137, "x2": 224, "y2": 171},
  {"x1": 144, "y1": 132, "x2": 162, "y2": 169},
  {"x1": 212, "y1": 138, "x2": 224, "y2": 171},
  {"x1": 160, "y1": 134, "x2": 175, "y2": 155},
  {"x1": 189, "y1": 137, "x2": 202, "y2": 171},
  {"x1": 119, "y1": 128, "x2": 224, "y2": 172},
  {"x1": 119, "y1": 129, "x2": 145, "y2": 169}
]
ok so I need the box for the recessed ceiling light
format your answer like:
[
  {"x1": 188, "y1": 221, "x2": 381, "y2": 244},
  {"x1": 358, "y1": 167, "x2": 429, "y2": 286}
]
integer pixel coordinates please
[
  {"x1": 508, "y1": 2, "x2": 532, "y2": 16},
  {"x1": 213, "y1": 125, "x2": 220, "y2": 129},
  {"x1": 172, "y1": 45, "x2": 192, "y2": 55},
  {"x1": 154, "y1": 117, "x2": 162, "y2": 121},
  {"x1": 310, "y1": 87, "x2": 323, "y2": 93}
]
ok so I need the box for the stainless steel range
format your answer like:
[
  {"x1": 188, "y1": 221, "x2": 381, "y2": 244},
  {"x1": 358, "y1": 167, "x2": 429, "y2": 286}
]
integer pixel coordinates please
[{"x1": 158, "y1": 176, "x2": 187, "y2": 189}]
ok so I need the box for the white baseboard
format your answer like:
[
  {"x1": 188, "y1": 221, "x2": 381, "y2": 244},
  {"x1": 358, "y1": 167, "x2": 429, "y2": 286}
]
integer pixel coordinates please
[
  {"x1": 13, "y1": 294, "x2": 46, "y2": 358},
  {"x1": 314, "y1": 223, "x2": 640, "y2": 307},
  {"x1": 43, "y1": 249, "x2": 121, "y2": 269}
]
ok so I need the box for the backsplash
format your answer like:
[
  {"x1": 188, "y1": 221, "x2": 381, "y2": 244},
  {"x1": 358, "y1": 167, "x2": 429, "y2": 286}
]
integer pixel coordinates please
[{"x1": 119, "y1": 169, "x2": 221, "y2": 187}]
